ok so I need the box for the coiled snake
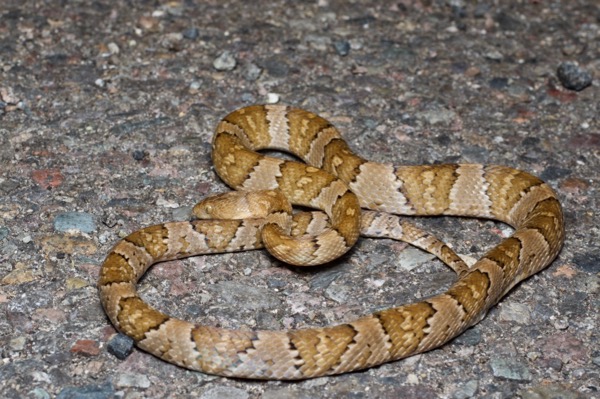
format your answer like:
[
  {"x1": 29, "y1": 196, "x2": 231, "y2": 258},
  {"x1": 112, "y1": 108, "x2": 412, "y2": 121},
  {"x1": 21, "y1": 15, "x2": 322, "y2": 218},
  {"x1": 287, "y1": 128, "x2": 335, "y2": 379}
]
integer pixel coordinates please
[{"x1": 98, "y1": 105, "x2": 564, "y2": 379}]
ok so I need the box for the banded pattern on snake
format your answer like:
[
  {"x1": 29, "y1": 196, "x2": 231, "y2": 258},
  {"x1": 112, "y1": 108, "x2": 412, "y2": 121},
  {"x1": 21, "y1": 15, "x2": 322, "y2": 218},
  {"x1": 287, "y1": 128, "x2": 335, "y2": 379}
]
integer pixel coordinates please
[{"x1": 98, "y1": 105, "x2": 564, "y2": 379}]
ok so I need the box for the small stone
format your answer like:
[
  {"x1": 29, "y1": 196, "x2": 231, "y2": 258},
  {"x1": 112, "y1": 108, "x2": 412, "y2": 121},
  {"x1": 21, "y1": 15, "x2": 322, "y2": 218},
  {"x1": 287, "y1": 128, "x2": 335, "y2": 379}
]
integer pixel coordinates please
[
  {"x1": 161, "y1": 32, "x2": 184, "y2": 51},
  {"x1": 116, "y1": 373, "x2": 151, "y2": 389},
  {"x1": 1, "y1": 266, "x2": 36, "y2": 285},
  {"x1": 182, "y1": 27, "x2": 199, "y2": 40},
  {"x1": 557, "y1": 62, "x2": 592, "y2": 91},
  {"x1": 32, "y1": 168, "x2": 65, "y2": 189},
  {"x1": 70, "y1": 339, "x2": 101, "y2": 356},
  {"x1": 490, "y1": 357, "x2": 532, "y2": 381},
  {"x1": 242, "y1": 62, "x2": 262, "y2": 81},
  {"x1": 172, "y1": 205, "x2": 193, "y2": 221},
  {"x1": 484, "y1": 49, "x2": 504, "y2": 61},
  {"x1": 66, "y1": 277, "x2": 88, "y2": 290},
  {"x1": 10, "y1": 335, "x2": 26, "y2": 351},
  {"x1": 499, "y1": 302, "x2": 531, "y2": 324},
  {"x1": 107, "y1": 42, "x2": 119, "y2": 54},
  {"x1": 0, "y1": 226, "x2": 9, "y2": 240},
  {"x1": 156, "y1": 196, "x2": 179, "y2": 208},
  {"x1": 333, "y1": 40, "x2": 351, "y2": 56},
  {"x1": 200, "y1": 386, "x2": 249, "y2": 399},
  {"x1": 107, "y1": 333, "x2": 135, "y2": 360},
  {"x1": 266, "y1": 93, "x2": 280, "y2": 104},
  {"x1": 54, "y1": 212, "x2": 97, "y2": 233},
  {"x1": 213, "y1": 51, "x2": 236, "y2": 71},
  {"x1": 489, "y1": 77, "x2": 509, "y2": 89},
  {"x1": 56, "y1": 382, "x2": 115, "y2": 399},
  {"x1": 94, "y1": 78, "x2": 105, "y2": 88},
  {"x1": 522, "y1": 385, "x2": 585, "y2": 399},
  {"x1": 553, "y1": 318, "x2": 569, "y2": 330},
  {"x1": 131, "y1": 149, "x2": 146, "y2": 161},
  {"x1": 189, "y1": 80, "x2": 201, "y2": 90},
  {"x1": 452, "y1": 327, "x2": 482, "y2": 346},
  {"x1": 452, "y1": 379, "x2": 478, "y2": 399},
  {"x1": 28, "y1": 388, "x2": 51, "y2": 399}
]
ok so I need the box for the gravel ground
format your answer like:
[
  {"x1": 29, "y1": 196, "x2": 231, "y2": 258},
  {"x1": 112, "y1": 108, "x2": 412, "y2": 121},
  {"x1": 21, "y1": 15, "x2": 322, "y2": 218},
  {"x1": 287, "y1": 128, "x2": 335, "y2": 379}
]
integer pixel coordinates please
[{"x1": 1, "y1": 1, "x2": 599, "y2": 398}]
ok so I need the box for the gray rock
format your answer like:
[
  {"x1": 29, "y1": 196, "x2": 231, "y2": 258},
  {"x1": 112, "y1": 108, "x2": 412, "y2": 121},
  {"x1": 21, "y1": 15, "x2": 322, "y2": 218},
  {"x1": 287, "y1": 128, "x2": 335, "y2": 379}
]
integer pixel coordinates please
[
  {"x1": 106, "y1": 333, "x2": 135, "y2": 360},
  {"x1": 452, "y1": 379, "x2": 478, "y2": 399},
  {"x1": 200, "y1": 386, "x2": 249, "y2": 399},
  {"x1": 56, "y1": 382, "x2": 115, "y2": 399},
  {"x1": 242, "y1": 62, "x2": 262, "y2": 81},
  {"x1": 54, "y1": 212, "x2": 96, "y2": 233},
  {"x1": 557, "y1": 62, "x2": 592, "y2": 91},
  {"x1": 182, "y1": 27, "x2": 199, "y2": 40},
  {"x1": 116, "y1": 373, "x2": 151, "y2": 389},
  {"x1": 0, "y1": 226, "x2": 9, "y2": 240},
  {"x1": 333, "y1": 40, "x2": 351, "y2": 56},
  {"x1": 521, "y1": 384, "x2": 585, "y2": 399},
  {"x1": 213, "y1": 51, "x2": 237, "y2": 71},
  {"x1": 499, "y1": 302, "x2": 531, "y2": 324},
  {"x1": 490, "y1": 357, "x2": 532, "y2": 381}
]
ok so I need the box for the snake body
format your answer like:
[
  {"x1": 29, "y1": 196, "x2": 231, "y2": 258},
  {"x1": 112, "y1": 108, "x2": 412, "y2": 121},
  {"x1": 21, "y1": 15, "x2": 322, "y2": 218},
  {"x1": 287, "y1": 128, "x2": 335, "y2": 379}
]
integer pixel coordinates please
[{"x1": 98, "y1": 105, "x2": 564, "y2": 379}]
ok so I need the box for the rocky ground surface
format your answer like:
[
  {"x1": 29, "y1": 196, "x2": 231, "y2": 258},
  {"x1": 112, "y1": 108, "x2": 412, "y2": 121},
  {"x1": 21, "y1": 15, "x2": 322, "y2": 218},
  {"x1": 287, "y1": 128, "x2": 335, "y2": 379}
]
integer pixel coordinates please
[{"x1": 1, "y1": 1, "x2": 598, "y2": 398}]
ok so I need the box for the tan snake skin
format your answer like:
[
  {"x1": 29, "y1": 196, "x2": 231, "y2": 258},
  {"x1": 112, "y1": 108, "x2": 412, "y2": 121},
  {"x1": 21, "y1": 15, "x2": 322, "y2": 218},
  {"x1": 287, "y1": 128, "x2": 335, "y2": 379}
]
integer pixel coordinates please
[{"x1": 99, "y1": 105, "x2": 565, "y2": 380}]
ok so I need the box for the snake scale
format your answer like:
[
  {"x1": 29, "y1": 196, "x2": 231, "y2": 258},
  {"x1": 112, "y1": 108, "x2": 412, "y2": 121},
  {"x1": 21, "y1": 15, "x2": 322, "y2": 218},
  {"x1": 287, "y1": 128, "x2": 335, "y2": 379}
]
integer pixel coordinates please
[{"x1": 98, "y1": 105, "x2": 565, "y2": 380}]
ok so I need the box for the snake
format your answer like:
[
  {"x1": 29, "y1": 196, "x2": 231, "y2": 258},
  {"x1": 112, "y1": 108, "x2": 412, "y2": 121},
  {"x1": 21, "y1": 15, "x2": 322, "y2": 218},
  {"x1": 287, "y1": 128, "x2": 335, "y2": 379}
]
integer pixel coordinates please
[{"x1": 98, "y1": 105, "x2": 565, "y2": 380}]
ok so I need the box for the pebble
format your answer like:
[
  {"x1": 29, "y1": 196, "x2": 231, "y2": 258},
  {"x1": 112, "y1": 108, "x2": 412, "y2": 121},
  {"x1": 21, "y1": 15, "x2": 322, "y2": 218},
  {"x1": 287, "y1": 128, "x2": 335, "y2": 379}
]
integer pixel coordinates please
[
  {"x1": 489, "y1": 77, "x2": 509, "y2": 89},
  {"x1": 200, "y1": 386, "x2": 249, "y2": 399},
  {"x1": 182, "y1": 27, "x2": 199, "y2": 40},
  {"x1": 0, "y1": 226, "x2": 9, "y2": 240},
  {"x1": 161, "y1": 32, "x2": 184, "y2": 51},
  {"x1": 56, "y1": 382, "x2": 115, "y2": 399},
  {"x1": 116, "y1": 373, "x2": 151, "y2": 389},
  {"x1": 10, "y1": 335, "x2": 26, "y2": 351},
  {"x1": 107, "y1": 333, "x2": 135, "y2": 359},
  {"x1": 333, "y1": 40, "x2": 351, "y2": 56},
  {"x1": 213, "y1": 51, "x2": 237, "y2": 71},
  {"x1": 242, "y1": 62, "x2": 262, "y2": 81},
  {"x1": 189, "y1": 80, "x2": 201, "y2": 91},
  {"x1": 54, "y1": 212, "x2": 96, "y2": 233},
  {"x1": 266, "y1": 92, "x2": 280, "y2": 104},
  {"x1": 107, "y1": 42, "x2": 119, "y2": 55},
  {"x1": 490, "y1": 357, "x2": 532, "y2": 381},
  {"x1": 70, "y1": 339, "x2": 100, "y2": 356},
  {"x1": 452, "y1": 379, "x2": 478, "y2": 399},
  {"x1": 499, "y1": 302, "x2": 531, "y2": 324},
  {"x1": 557, "y1": 62, "x2": 592, "y2": 91},
  {"x1": 28, "y1": 388, "x2": 51, "y2": 399},
  {"x1": 484, "y1": 49, "x2": 504, "y2": 61},
  {"x1": 522, "y1": 385, "x2": 585, "y2": 399}
]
